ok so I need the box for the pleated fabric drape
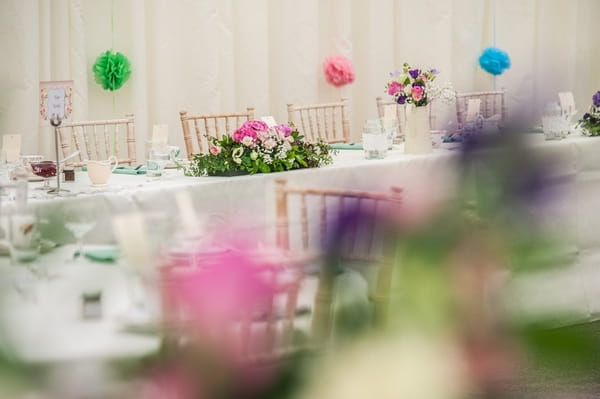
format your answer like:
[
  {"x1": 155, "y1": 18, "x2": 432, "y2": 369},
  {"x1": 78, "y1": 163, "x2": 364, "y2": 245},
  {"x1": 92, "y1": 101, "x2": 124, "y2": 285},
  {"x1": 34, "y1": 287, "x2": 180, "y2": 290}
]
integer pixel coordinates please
[{"x1": 1, "y1": 0, "x2": 599, "y2": 157}]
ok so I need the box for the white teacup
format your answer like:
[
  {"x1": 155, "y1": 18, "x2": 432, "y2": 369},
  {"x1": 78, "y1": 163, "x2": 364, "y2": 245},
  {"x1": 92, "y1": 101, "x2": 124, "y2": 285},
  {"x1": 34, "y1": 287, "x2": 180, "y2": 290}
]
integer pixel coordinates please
[{"x1": 86, "y1": 156, "x2": 118, "y2": 186}]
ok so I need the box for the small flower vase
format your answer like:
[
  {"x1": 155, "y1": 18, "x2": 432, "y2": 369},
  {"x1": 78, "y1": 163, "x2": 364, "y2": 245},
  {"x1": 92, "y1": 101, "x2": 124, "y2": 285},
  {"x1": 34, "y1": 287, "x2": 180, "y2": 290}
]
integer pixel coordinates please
[{"x1": 404, "y1": 104, "x2": 432, "y2": 154}]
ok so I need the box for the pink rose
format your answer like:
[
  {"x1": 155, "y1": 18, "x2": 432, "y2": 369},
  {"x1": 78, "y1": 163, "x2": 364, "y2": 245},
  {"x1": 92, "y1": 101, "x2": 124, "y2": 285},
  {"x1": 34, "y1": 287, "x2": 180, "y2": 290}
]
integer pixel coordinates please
[
  {"x1": 412, "y1": 86, "x2": 424, "y2": 101},
  {"x1": 387, "y1": 81, "x2": 403, "y2": 96},
  {"x1": 209, "y1": 145, "x2": 221, "y2": 155},
  {"x1": 323, "y1": 55, "x2": 355, "y2": 87}
]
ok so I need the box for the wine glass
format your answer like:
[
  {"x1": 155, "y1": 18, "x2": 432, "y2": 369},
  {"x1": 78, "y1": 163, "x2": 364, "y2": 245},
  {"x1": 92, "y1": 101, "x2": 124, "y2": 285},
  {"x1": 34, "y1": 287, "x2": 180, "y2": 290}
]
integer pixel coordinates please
[
  {"x1": 63, "y1": 202, "x2": 98, "y2": 262},
  {"x1": 30, "y1": 161, "x2": 57, "y2": 191}
]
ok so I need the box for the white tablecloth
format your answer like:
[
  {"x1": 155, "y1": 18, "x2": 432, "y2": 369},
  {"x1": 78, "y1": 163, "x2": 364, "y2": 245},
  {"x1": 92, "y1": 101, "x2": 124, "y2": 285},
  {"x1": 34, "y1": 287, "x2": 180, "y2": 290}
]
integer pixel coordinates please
[{"x1": 4, "y1": 135, "x2": 600, "y2": 363}]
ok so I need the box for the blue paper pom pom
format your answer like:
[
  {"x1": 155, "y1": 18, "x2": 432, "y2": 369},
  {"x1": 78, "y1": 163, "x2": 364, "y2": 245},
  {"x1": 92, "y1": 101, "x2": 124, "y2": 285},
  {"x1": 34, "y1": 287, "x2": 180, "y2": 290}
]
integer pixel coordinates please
[{"x1": 479, "y1": 47, "x2": 511, "y2": 76}]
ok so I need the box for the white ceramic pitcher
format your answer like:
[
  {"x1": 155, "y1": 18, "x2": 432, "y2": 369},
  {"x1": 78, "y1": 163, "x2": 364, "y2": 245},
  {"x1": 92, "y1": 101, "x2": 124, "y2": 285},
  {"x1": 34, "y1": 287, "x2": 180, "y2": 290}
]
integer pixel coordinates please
[{"x1": 86, "y1": 156, "x2": 118, "y2": 186}]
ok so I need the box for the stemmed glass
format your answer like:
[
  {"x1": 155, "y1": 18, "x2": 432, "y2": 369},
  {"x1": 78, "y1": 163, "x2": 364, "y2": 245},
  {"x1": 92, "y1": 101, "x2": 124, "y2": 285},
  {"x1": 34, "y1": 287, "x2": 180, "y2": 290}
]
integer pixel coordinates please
[
  {"x1": 30, "y1": 161, "x2": 57, "y2": 191},
  {"x1": 63, "y1": 201, "x2": 98, "y2": 262}
]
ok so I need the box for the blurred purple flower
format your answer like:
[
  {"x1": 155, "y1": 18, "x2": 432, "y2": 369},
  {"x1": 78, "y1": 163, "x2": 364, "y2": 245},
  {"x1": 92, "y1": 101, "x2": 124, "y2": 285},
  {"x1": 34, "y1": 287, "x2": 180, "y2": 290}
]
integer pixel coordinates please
[
  {"x1": 409, "y1": 69, "x2": 420, "y2": 79},
  {"x1": 592, "y1": 90, "x2": 600, "y2": 107}
]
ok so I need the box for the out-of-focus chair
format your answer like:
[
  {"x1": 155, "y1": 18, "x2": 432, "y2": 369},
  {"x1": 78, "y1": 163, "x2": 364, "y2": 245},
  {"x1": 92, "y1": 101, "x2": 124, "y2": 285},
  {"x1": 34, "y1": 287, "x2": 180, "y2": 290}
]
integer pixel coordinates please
[
  {"x1": 57, "y1": 114, "x2": 136, "y2": 167},
  {"x1": 455, "y1": 89, "x2": 507, "y2": 130},
  {"x1": 287, "y1": 98, "x2": 350, "y2": 143},
  {"x1": 274, "y1": 178, "x2": 403, "y2": 344},
  {"x1": 179, "y1": 107, "x2": 255, "y2": 159}
]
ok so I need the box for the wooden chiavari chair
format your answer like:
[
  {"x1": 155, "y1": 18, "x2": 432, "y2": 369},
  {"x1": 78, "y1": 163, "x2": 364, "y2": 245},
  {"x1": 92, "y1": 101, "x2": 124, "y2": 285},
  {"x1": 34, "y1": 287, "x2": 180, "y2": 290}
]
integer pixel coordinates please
[
  {"x1": 179, "y1": 108, "x2": 255, "y2": 159},
  {"x1": 274, "y1": 179, "x2": 403, "y2": 345},
  {"x1": 287, "y1": 98, "x2": 350, "y2": 143},
  {"x1": 57, "y1": 114, "x2": 136, "y2": 167}
]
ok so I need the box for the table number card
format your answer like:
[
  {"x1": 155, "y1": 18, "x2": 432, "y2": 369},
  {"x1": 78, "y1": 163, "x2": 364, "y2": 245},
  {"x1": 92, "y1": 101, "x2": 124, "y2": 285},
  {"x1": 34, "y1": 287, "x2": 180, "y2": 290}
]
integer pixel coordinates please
[
  {"x1": 2, "y1": 134, "x2": 22, "y2": 162},
  {"x1": 558, "y1": 92, "x2": 576, "y2": 116},
  {"x1": 261, "y1": 116, "x2": 278, "y2": 127},
  {"x1": 466, "y1": 99, "x2": 481, "y2": 121},
  {"x1": 151, "y1": 124, "x2": 169, "y2": 147},
  {"x1": 39, "y1": 81, "x2": 74, "y2": 127}
]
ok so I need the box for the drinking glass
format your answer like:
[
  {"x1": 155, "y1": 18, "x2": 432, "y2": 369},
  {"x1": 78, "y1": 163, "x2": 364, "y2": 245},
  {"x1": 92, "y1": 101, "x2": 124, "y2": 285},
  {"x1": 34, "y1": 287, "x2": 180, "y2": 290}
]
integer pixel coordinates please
[
  {"x1": 362, "y1": 119, "x2": 387, "y2": 159},
  {"x1": 63, "y1": 201, "x2": 98, "y2": 261},
  {"x1": 30, "y1": 161, "x2": 57, "y2": 190},
  {"x1": 7, "y1": 211, "x2": 40, "y2": 266},
  {"x1": 146, "y1": 145, "x2": 171, "y2": 179}
]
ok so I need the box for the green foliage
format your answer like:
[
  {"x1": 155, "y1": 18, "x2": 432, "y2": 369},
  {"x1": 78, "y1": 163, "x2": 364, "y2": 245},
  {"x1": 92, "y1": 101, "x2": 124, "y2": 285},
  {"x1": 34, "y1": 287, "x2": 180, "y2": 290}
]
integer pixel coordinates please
[
  {"x1": 185, "y1": 129, "x2": 335, "y2": 176},
  {"x1": 578, "y1": 106, "x2": 600, "y2": 136}
]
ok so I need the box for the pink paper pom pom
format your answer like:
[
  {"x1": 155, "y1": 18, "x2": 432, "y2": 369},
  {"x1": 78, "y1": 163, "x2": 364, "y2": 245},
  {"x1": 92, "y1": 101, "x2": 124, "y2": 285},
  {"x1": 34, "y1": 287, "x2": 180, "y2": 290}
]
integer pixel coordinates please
[{"x1": 323, "y1": 55, "x2": 355, "y2": 87}]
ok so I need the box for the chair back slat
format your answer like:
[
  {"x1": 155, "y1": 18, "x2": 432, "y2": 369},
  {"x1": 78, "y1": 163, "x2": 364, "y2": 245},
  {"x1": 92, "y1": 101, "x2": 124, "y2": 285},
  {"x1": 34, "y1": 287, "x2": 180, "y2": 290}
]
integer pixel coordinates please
[
  {"x1": 114, "y1": 124, "x2": 120, "y2": 160},
  {"x1": 287, "y1": 98, "x2": 350, "y2": 143},
  {"x1": 93, "y1": 125, "x2": 101, "y2": 160},
  {"x1": 57, "y1": 114, "x2": 136, "y2": 167},
  {"x1": 179, "y1": 108, "x2": 255, "y2": 159}
]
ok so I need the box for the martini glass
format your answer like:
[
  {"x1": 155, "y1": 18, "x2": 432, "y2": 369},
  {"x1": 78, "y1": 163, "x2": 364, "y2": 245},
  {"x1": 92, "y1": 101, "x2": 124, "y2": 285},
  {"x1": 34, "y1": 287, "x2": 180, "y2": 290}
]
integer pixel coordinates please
[{"x1": 63, "y1": 201, "x2": 98, "y2": 262}]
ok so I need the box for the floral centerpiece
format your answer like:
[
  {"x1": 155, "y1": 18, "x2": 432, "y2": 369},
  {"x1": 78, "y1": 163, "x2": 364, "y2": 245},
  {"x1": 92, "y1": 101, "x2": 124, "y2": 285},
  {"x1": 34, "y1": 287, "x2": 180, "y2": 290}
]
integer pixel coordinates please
[
  {"x1": 184, "y1": 120, "x2": 334, "y2": 176},
  {"x1": 384, "y1": 63, "x2": 454, "y2": 154},
  {"x1": 577, "y1": 90, "x2": 600, "y2": 136},
  {"x1": 385, "y1": 62, "x2": 454, "y2": 107}
]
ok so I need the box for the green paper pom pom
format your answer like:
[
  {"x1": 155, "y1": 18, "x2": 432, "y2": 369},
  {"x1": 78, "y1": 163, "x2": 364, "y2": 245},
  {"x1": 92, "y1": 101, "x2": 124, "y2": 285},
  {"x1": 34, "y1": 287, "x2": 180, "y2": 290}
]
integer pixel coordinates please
[{"x1": 92, "y1": 50, "x2": 132, "y2": 91}]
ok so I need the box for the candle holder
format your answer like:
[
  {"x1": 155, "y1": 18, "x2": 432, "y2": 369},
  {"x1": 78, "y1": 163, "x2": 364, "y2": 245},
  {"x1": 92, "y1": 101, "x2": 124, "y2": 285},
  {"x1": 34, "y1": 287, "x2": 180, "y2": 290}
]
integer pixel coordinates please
[{"x1": 49, "y1": 115, "x2": 69, "y2": 195}]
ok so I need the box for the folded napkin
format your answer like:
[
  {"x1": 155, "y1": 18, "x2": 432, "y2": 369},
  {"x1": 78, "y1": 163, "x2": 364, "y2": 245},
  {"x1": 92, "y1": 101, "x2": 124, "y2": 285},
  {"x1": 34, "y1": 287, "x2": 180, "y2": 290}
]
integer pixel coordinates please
[
  {"x1": 83, "y1": 247, "x2": 120, "y2": 263},
  {"x1": 113, "y1": 165, "x2": 146, "y2": 175},
  {"x1": 80, "y1": 165, "x2": 146, "y2": 175},
  {"x1": 330, "y1": 143, "x2": 363, "y2": 150}
]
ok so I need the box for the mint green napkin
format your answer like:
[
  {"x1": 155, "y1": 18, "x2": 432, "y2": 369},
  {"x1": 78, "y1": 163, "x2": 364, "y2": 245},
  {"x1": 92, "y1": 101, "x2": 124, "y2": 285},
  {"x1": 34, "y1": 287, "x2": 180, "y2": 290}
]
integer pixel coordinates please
[
  {"x1": 80, "y1": 165, "x2": 146, "y2": 175},
  {"x1": 113, "y1": 165, "x2": 146, "y2": 175},
  {"x1": 83, "y1": 247, "x2": 120, "y2": 263},
  {"x1": 330, "y1": 143, "x2": 363, "y2": 150}
]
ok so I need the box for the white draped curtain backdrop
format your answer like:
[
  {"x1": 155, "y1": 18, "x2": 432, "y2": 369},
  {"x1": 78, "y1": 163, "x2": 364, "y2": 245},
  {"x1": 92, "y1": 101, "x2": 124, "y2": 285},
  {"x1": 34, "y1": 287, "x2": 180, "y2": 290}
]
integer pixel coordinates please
[{"x1": 1, "y1": 0, "x2": 599, "y2": 158}]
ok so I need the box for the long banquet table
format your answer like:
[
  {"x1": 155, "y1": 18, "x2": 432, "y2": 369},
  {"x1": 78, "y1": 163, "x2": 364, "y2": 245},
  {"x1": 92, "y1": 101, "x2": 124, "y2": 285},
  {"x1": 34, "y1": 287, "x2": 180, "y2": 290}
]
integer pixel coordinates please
[{"x1": 3, "y1": 134, "x2": 600, "y2": 363}]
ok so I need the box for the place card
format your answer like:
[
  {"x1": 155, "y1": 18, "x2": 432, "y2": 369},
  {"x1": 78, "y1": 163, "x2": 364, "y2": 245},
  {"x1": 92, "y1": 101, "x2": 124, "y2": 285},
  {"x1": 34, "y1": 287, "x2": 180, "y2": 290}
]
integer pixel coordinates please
[
  {"x1": 2, "y1": 134, "x2": 21, "y2": 162},
  {"x1": 466, "y1": 98, "x2": 481, "y2": 121},
  {"x1": 152, "y1": 124, "x2": 169, "y2": 147},
  {"x1": 39, "y1": 80, "x2": 74, "y2": 127},
  {"x1": 558, "y1": 92, "x2": 576, "y2": 116},
  {"x1": 383, "y1": 104, "x2": 397, "y2": 128},
  {"x1": 261, "y1": 116, "x2": 278, "y2": 127}
]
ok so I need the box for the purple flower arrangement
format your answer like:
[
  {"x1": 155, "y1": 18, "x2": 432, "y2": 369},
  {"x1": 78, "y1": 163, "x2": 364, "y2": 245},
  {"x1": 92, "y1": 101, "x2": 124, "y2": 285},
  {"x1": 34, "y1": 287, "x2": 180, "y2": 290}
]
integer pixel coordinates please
[
  {"x1": 386, "y1": 63, "x2": 453, "y2": 107},
  {"x1": 185, "y1": 121, "x2": 334, "y2": 176},
  {"x1": 577, "y1": 90, "x2": 600, "y2": 136}
]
